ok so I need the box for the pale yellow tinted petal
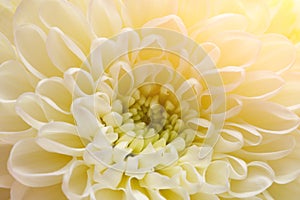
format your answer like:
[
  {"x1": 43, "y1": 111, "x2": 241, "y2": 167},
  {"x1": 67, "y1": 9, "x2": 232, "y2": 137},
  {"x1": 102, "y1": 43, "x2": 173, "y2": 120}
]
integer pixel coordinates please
[
  {"x1": 14, "y1": 24, "x2": 62, "y2": 78},
  {"x1": 8, "y1": 138, "x2": 73, "y2": 187},
  {"x1": 0, "y1": 32, "x2": 16, "y2": 63},
  {"x1": 62, "y1": 161, "x2": 90, "y2": 199},
  {"x1": 237, "y1": 101, "x2": 300, "y2": 134},
  {"x1": 0, "y1": 60, "x2": 34, "y2": 101},
  {"x1": 0, "y1": 144, "x2": 14, "y2": 188},
  {"x1": 11, "y1": 182, "x2": 67, "y2": 200},
  {"x1": 0, "y1": 3, "x2": 13, "y2": 42},
  {"x1": 39, "y1": 0, "x2": 92, "y2": 54},
  {"x1": 121, "y1": 0, "x2": 178, "y2": 27},
  {"x1": 88, "y1": 0, "x2": 122, "y2": 37},
  {"x1": 0, "y1": 188, "x2": 10, "y2": 200}
]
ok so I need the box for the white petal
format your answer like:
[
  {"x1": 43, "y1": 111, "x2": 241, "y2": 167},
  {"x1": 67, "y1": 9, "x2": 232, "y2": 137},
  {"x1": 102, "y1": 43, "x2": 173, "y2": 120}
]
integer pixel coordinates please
[
  {"x1": 0, "y1": 144, "x2": 14, "y2": 188},
  {"x1": 0, "y1": 32, "x2": 16, "y2": 63},
  {"x1": 8, "y1": 138, "x2": 74, "y2": 187}
]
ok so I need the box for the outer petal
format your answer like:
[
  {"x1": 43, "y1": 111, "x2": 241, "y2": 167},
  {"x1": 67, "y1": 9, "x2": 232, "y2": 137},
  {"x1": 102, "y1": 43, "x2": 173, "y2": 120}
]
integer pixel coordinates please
[
  {"x1": 8, "y1": 138, "x2": 74, "y2": 187},
  {"x1": 268, "y1": 176, "x2": 300, "y2": 200},
  {"x1": 10, "y1": 181, "x2": 67, "y2": 200},
  {"x1": 0, "y1": 143, "x2": 14, "y2": 188},
  {"x1": 0, "y1": 32, "x2": 16, "y2": 63}
]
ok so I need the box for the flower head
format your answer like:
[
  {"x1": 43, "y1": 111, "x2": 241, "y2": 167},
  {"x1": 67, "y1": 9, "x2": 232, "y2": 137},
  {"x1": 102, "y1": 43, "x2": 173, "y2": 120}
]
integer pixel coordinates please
[{"x1": 1, "y1": 0, "x2": 300, "y2": 199}]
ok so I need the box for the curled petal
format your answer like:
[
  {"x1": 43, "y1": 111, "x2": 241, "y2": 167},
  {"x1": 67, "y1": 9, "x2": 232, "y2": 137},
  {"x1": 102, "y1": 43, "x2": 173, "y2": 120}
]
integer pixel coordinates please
[
  {"x1": 37, "y1": 122, "x2": 85, "y2": 156},
  {"x1": 268, "y1": 176, "x2": 300, "y2": 199},
  {"x1": 62, "y1": 161, "x2": 90, "y2": 199},
  {"x1": 229, "y1": 162, "x2": 274, "y2": 198},
  {"x1": 14, "y1": 24, "x2": 62, "y2": 78},
  {"x1": 8, "y1": 138, "x2": 74, "y2": 187},
  {"x1": 214, "y1": 129, "x2": 243, "y2": 153},
  {"x1": 237, "y1": 101, "x2": 300, "y2": 134},
  {"x1": 92, "y1": 188, "x2": 125, "y2": 200}
]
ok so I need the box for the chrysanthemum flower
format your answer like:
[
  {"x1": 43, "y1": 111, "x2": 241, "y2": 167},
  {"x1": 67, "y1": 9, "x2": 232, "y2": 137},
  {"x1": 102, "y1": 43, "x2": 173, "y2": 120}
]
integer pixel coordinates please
[{"x1": 1, "y1": 0, "x2": 300, "y2": 199}]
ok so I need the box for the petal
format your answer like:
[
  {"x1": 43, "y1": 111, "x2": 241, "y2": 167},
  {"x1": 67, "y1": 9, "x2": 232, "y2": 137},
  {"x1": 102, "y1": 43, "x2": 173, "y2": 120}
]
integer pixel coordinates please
[
  {"x1": 0, "y1": 32, "x2": 16, "y2": 63},
  {"x1": 268, "y1": 134, "x2": 300, "y2": 184},
  {"x1": 268, "y1": 176, "x2": 300, "y2": 200},
  {"x1": 121, "y1": 0, "x2": 178, "y2": 27},
  {"x1": 249, "y1": 34, "x2": 296, "y2": 73},
  {"x1": 14, "y1": 24, "x2": 62, "y2": 78},
  {"x1": 39, "y1": 0, "x2": 92, "y2": 54},
  {"x1": 178, "y1": 0, "x2": 209, "y2": 27},
  {"x1": 235, "y1": 134, "x2": 295, "y2": 161},
  {"x1": 0, "y1": 60, "x2": 35, "y2": 101},
  {"x1": 237, "y1": 101, "x2": 300, "y2": 134},
  {"x1": 46, "y1": 27, "x2": 88, "y2": 72},
  {"x1": 10, "y1": 182, "x2": 67, "y2": 200},
  {"x1": 229, "y1": 162, "x2": 274, "y2": 198},
  {"x1": 0, "y1": 188, "x2": 10, "y2": 200},
  {"x1": 214, "y1": 128, "x2": 243, "y2": 153},
  {"x1": 190, "y1": 14, "x2": 248, "y2": 43},
  {"x1": 0, "y1": 143, "x2": 14, "y2": 188},
  {"x1": 207, "y1": 31, "x2": 261, "y2": 68},
  {"x1": 92, "y1": 188, "x2": 125, "y2": 200},
  {"x1": 0, "y1": 101, "x2": 30, "y2": 132},
  {"x1": 232, "y1": 71, "x2": 285, "y2": 100},
  {"x1": 88, "y1": 0, "x2": 122, "y2": 37},
  {"x1": 8, "y1": 138, "x2": 73, "y2": 187},
  {"x1": 0, "y1": 4, "x2": 13, "y2": 42},
  {"x1": 36, "y1": 78, "x2": 72, "y2": 113},
  {"x1": 37, "y1": 122, "x2": 85, "y2": 156},
  {"x1": 62, "y1": 161, "x2": 90, "y2": 199}
]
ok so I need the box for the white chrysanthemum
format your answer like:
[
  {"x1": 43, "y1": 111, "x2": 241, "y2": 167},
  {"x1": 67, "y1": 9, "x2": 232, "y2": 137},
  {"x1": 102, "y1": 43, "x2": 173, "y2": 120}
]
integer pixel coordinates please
[{"x1": 1, "y1": 0, "x2": 300, "y2": 199}]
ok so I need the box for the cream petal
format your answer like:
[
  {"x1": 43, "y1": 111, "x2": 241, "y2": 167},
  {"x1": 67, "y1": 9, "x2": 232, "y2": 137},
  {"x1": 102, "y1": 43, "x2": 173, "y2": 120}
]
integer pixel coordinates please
[
  {"x1": 249, "y1": 34, "x2": 296, "y2": 73},
  {"x1": 143, "y1": 15, "x2": 187, "y2": 35},
  {"x1": 121, "y1": 0, "x2": 178, "y2": 27},
  {"x1": 207, "y1": 31, "x2": 261, "y2": 68},
  {"x1": 235, "y1": 134, "x2": 295, "y2": 161},
  {"x1": 8, "y1": 138, "x2": 74, "y2": 187},
  {"x1": 0, "y1": 60, "x2": 34, "y2": 101},
  {"x1": 62, "y1": 161, "x2": 90, "y2": 199},
  {"x1": 0, "y1": 3, "x2": 13, "y2": 43},
  {"x1": 159, "y1": 188, "x2": 190, "y2": 200},
  {"x1": 36, "y1": 78, "x2": 72, "y2": 113},
  {"x1": 92, "y1": 188, "x2": 125, "y2": 200},
  {"x1": 64, "y1": 68, "x2": 94, "y2": 97},
  {"x1": 178, "y1": 0, "x2": 209, "y2": 27},
  {"x1": 0, "y1": 101, "x2": 30, "y2": 132},
  {"x1": 14, "y1": 24, "x2": 62, "y2": 78},
  {"x1": 214, "y1": 129, "x2": 243, "y2": 153},
  {"x1": 46, "y1": 28, "x2": 88, "y2": 72},
  {"x1": 237, "y1": 101, "x2": 300, "y2": 134},
  {"x1": 229, "y1": 162, "x2": 274, "y2": 198},
  {"x1": 270, "y1": 79, "x2": 300, "y2": 110},
  {"x1": 191, "y1": 192, "x2": 219, "y2": 200},
  {"x1": 268, "y1": 134, "x2": 300, "y2": 184},
  {"x1": 190, "y1": 14, "x2": 248, "y2": 43},
  {"x1": 232, "y1": 71, "x2": 285, "y2": 100},
  {"x1": 10, "y1": 181, "x2": 67, "y2": 200},
  {"x1": 0, "y1": 32, "x2": 16, "y2": 63},
  {"x1": 268, "y1": 176, "x2": 300, "y2": 200},
  {"x1": 141, "y1": 172, "x2": 178, "y2": 190},
  {"x1": 0, "y1": 128, "x2": 36, "y2": 144},
  {"x1": 88, "y1": 0, "x2": 122, "y2": 37},
  {"x1": 179, "y1": 164, "x2": 203, "y2": 194},
  {"x1": 37, "y1": 122, "x2": 85, "y2": 156},
  {"x1": 225, "y1": 122, "x2": 262, "y2": 146},
  {"x1": 72, "y1": 99, "x2": 101, "y2": 140},
  {"x1": 39, "y1": 0, "x2": 93, "y2": 54},
  {"x1": 93, "y1": 163, "x2": 124, "y2": 189},
  {"x1": 0, "y1": 144, "x2": 14, "y2": 188},
  {"x1": 13, "y1": 0, "x2": 47, "y2": 32}
]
